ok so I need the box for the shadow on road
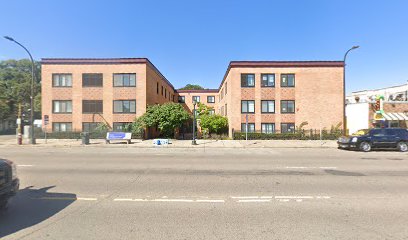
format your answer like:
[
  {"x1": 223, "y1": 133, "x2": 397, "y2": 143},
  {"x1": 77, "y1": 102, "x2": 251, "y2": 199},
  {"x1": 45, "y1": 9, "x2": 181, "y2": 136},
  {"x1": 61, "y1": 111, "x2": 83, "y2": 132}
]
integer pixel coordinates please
[{"x1": 0, "y1": 186, "x2": 76, "y2": 238}]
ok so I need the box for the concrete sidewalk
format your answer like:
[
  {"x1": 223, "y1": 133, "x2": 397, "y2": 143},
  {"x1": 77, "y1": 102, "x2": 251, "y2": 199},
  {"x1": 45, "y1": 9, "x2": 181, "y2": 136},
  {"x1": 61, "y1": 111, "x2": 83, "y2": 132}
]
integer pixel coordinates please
[{"x1": 0, "y1": 136, "x2": 338, "y2": 149}]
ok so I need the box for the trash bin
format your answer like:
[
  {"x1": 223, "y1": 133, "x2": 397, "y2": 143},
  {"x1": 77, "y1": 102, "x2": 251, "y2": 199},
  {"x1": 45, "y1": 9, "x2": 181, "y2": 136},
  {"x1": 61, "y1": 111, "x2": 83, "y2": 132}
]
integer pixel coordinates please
[{"x1": 81, "y1": 132, "x2": 90, "y2": 145}]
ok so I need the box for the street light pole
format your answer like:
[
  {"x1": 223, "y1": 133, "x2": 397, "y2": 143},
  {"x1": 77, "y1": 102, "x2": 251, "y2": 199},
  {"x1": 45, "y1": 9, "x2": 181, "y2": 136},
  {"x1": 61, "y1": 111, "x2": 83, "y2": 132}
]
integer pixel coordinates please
[
  {"x1": 4, "y1": 36, "x2": 36, "y2": 144},
  {"x1": 343, "y1": 45, "x2": 359, "y2": 135},
  {"x1": 192, "y1": 101, "x2": 197, "y2": 145}
]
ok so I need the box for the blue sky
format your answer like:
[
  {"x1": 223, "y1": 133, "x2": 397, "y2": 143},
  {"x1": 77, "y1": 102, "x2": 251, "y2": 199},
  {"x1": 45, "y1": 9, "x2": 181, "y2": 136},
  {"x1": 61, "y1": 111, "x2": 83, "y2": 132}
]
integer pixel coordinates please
[{"x1": 1, "y1": 0, "x2": 407, "y2": 93}]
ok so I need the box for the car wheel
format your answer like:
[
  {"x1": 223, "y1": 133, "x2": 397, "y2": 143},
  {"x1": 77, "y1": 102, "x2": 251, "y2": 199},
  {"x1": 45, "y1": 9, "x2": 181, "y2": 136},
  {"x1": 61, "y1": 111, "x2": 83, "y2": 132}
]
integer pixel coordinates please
[
  {"x1": 397, "y1": 142, "x2": 408, "y2": 152},
  {"x1": 359, "y1": 142, "x2": 371, "y2": 152}
]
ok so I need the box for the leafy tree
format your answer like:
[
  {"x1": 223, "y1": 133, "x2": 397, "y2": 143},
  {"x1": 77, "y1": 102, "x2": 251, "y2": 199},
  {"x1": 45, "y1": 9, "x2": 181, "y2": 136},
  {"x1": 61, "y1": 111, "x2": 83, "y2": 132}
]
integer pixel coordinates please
[
  {"x1": 0, "y1": 59, "x2": 41, "y2": 121},
  {"x1": 197, "y1": 102, "x2": 212, "y2": 115},
  {"x1": 200, "y1": 114, "x2": 228, "y2": 135},
  {"x1": 128, "y1": 102, "x2": 191, "y2": 137},
  {"x1": 197, "y1": 103, "x2": 228, "y2": 135},
  {"x1": 179, "y1": 84, "x2": 205, "y2": 90}
]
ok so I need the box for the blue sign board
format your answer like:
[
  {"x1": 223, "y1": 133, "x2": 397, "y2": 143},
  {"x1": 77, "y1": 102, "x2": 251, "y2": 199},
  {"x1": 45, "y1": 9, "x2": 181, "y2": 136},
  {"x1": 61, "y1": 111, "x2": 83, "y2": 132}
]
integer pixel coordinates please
[{"x1": 107, "y1": 132, "x2": 126, "y2": 139}]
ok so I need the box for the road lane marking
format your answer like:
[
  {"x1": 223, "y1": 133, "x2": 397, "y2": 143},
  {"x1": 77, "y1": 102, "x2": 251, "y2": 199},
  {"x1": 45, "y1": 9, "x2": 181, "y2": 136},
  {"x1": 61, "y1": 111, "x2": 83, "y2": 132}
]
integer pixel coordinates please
[
  {"x1": 237, "y1": 199, "x2": 271, "y2": 203},
  {"x1": 153, "y1": 199, "x2": 194, "y2": 202},
  {"x1": 114, "y1": 198, "x2": 148, "y2": 202},
  {"x1": 109, "y1": 195, "x2": 332, "y2": 204},
  {"x1": 231, "y1": 196, "x2": 260, "y2": 199},
  {"x1": 76, "y1": 197, "x2": 98, "y2": 201},
  {"x1": 285, "y1": 167, "x2": 337, "y2": 169},
  {"x1": 275, "y1": 196, "x2": 314, "y2": 199},
  {"x1": 316, "y1": 196, "x2": 331, "y2": 199},
  {"x1": 17, "y1": 164, "x2": 34, "y2": 167},
  {"x1": 196, "y1": 199, "x2": 225, "y2": 203},
  {"x1": 114, "y1": 198, "x2": 133, "y2": 201}
]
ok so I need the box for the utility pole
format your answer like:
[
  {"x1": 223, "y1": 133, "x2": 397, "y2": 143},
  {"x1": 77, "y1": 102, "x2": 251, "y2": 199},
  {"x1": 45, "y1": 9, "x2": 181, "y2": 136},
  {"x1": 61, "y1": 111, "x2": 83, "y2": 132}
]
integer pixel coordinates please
[
  {"x1": 343, "y1": 45, "x2": 359, "y2": 135},
  {"x1": 4, "y1": 36, "x2": 36, "y2": 144}
]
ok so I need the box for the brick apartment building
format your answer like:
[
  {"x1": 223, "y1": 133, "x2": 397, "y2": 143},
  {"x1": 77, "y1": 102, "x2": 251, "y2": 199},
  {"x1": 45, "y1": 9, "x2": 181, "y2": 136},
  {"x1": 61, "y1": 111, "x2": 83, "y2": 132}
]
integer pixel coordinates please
[{"x1": 41, "y1": 58, "x2": 344, "y2": 138}]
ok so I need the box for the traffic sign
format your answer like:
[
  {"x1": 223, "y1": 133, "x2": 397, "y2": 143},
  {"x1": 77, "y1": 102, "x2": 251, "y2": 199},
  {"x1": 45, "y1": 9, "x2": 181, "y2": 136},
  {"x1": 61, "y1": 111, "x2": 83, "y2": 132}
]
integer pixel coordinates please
[{"x1": 44, "y1": 115, "x2": 49, "y2": 125}]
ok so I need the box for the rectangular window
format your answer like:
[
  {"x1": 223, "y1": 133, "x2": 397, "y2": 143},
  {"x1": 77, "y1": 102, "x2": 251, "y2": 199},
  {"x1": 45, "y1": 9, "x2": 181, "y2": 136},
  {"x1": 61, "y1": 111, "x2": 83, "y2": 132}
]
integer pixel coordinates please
[
  {"x1": 178, "y1": 96, "x2": 185, "y2": 103},
  {"x1": 165, "y1": 88, "x2": 167, "y2": 98},
  {"x1": 161, "y1": 86, "x2": 163, "y2": 95},
  {"x1": 225, "y1": 104, "x2": 227, "y2": 116},
  {"x1": 113, "y1": 73, "x2": 136, "y2": 87},
  {"x1": 281, "y1": 74, "x2": 295, "y2": 87},
  {"x1": 53, "y1": 100, "x2": 72, "y2": 113},
  {"x1": 157, "y1": 82, "x2": 159, "y2": 94},
  {"x1": 225, "y1": 82, "x2": 227, "y2": 94},
  {"x1": 113, "y1": 122, "x2": 132, "y2": 132},
  {"x1": 192, "y1": 96, "x2": 200, "y2": 103},
  {"x1": 82, "y1": 122, "x2": 100, "y2": 132},
  {"x1": 241, "y1": 100, "x2": 255, "y2": 113},
  {"x1": 261, "y1": 74, "x2": 275, "y2": 87},
  {"x1": 241, "y1": 74, "x2": 255, "y2": 87},
  {"x1": 113, "y1": 100, "x2": 136, "y2": 113},
  {"x1": 53, "y1": 122, "x2": 72, "y2": 132},
  {"x1": 261, "y1": 100, "x2": 275, "y2": 113},
  {"x1": 52, "y1": 74, "x2": 72, "y2": 87},
  {"x1": 209, "y1": 109, "x2": 215, "y2": 115},
  {"x1": 281, "y1": 123, "x2": 295, "y2": 133},
  {"x1": 207, "y1": 96, "x2": 215, "y2": 103},
  {"x1": 83, "y1": 73, "x2": 103, "y2": 87},
  {"x1": 172, "y1": 95, "x2": 175, "y2": 102},
  {"x1": 82, "y1": 100, "x2": 103, "y2": 113},
  {"x1": 261, "y1": 123, "x2": 275, "y2": 134},
  {"x1": 281, "y1": 100, "x2": 295, "y2": 113},
  {"x1": 241, "y1": 123, "x2": 255, "y2": 133}
]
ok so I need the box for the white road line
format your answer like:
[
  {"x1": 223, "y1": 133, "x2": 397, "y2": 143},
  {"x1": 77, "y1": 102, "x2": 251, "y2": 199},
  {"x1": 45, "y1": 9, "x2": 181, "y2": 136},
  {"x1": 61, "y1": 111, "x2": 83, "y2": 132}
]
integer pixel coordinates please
[
  {"x1": 285, "y1": 166, "x2": 337, "y2": 169},
  {"x1": 114, "y1": 198, "x2": 133, "y2": 201},
  {"x1": 275, "y1": 196, "x2": 314, "y2": 199},
  {"x1": 231, "y1": 196, "x2": 259, "y2": 199},
  {"x1": 17, "y1": 164, "x2": 34, "y2": 167},
  {"x1": 196, "y1": 199, "x2": 225, "y2": 203},
  {"x1": 237, "y1": 199, "x2": 271, "y2": 203},
  {"x1": 316, "y1": 196, "x2": 331, "y2": 199},
  {"x1": 77, "y1": 197, "x2": 98, "y2": 201},
  {"x1": 153, "y1": 199, "x2": 194, "y2": 202},
  {"x1": 114, "y1": 198, "x2": 147, "y2": 202},
  {"x1": 112, "y1": 196, "x2": 332, "y2": 203}
]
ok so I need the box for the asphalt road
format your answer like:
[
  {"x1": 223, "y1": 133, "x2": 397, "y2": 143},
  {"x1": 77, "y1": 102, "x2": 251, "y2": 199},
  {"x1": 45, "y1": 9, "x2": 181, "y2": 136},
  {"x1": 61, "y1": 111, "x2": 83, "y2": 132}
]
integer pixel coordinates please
[{"x1": 0, "y1": 146, "x2": 407, "y2": 240}]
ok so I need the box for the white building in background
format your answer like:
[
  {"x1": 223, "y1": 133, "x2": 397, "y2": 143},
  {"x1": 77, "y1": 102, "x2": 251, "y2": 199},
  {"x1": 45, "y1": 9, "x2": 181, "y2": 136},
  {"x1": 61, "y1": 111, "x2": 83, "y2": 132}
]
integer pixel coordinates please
[
  {"x1": 346, "y1": 81, "x2": 408, "y2": 134},
  {"x1": 346, "y1": 102, "x2": 371, "y2": 134},
  {"x1": 347, "y1": 81, "x2": 408, "y2": 104}
]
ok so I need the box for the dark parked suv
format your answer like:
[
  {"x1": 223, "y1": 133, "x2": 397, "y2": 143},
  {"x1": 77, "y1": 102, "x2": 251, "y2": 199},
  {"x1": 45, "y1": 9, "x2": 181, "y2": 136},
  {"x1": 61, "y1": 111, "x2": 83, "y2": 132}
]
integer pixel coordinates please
[
  {"x1": 0, "y1": 159, "x2": 19, "y2": 209},
  {"x1": 338, "y1": 128, "x2": 408, "y2": 152}
]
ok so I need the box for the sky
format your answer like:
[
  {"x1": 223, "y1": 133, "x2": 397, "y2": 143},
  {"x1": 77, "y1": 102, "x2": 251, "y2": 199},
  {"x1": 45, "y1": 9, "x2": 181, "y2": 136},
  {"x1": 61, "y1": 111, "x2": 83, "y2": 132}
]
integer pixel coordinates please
[{"x1": 1, "y1": 0, "x2": 408, "y2": 94}]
